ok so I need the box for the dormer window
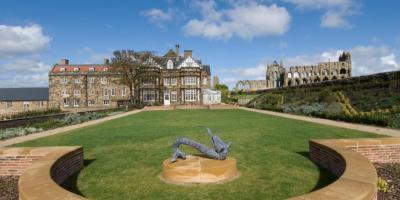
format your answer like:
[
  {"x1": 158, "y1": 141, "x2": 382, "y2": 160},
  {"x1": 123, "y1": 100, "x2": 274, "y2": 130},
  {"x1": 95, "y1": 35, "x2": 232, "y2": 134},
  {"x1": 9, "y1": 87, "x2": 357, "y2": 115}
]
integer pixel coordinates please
[
  {"x1": 167, "y1": 60, "x2": 174, "y2": 69},
  {"x1": 74, "y1": 68, "x2": 79, "y2": 72},
  {"x1": 89, "y1": 67, "x2": 95, "y2": 72},
  {"x1": 60, "y1": 68, "x2": 66, "y2": 72}
]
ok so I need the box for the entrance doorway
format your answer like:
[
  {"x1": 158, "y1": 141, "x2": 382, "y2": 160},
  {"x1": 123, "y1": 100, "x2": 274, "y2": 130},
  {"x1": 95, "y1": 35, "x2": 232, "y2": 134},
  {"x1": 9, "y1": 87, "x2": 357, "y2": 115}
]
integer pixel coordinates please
[{"x1": 164, "y1": 91, "x2": 170, "y2": 105}]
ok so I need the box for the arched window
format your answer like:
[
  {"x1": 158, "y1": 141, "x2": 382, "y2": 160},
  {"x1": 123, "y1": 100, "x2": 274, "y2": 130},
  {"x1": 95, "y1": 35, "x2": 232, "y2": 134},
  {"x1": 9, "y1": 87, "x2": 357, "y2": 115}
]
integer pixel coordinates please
[
  {"x1": 167, "y1": 60, "x2": 174, "y2": 69},
  {"x1": 295, "y1": 79, "x2": 300, "y2": 85},
  {"x1": 288, "y1": 80, "x2": 292, "y2": 86},
  {"x1": 293, "y1": 72, "x2": 300, "y2": 78},
  {"x1": 332, "y1": 70, "x2": 338, "y2": 76},
  {"x1": 288, "y1": 73, "x2": 292, "y2": 79},
  {"x1": 340, "y1": 68, "x2": 347, "y2": 74},
  {"x1": 303, "y1": 78, "x2": 308, "y2": 84},
  {"x1": 332, "y1": 76, "x2": 337, "y2": 80},
  {"x1": 322, "y1": 70, "x2": 328, "y2": 76},
  {"x1": 323, "y1": 77, "x2": 329, "y2": 81}
]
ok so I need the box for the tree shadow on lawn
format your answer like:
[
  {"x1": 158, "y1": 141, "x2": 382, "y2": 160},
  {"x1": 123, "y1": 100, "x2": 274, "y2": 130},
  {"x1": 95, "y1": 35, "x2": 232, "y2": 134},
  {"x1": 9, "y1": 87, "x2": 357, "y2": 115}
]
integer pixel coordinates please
[
  {"x1": 60, "y1": 159, "x2": 96, "y2": 197},
  {"x1": 296, "y1": 152, "x2": 337, "y2": 192}
]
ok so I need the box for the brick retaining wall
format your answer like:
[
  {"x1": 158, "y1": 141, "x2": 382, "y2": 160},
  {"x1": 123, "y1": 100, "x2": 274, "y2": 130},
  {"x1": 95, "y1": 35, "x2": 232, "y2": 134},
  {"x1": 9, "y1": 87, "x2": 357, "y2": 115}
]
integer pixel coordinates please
[{"x1": 348, "y1": 144, "x2": 400, "y2": 163}]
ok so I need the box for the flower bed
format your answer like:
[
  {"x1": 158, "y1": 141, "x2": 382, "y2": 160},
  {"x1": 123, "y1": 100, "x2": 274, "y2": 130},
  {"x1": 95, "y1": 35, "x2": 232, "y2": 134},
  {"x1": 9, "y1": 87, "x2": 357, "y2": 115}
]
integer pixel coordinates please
[{"x1": 375, "y1": 163, "x2": 400, "y2": 200}]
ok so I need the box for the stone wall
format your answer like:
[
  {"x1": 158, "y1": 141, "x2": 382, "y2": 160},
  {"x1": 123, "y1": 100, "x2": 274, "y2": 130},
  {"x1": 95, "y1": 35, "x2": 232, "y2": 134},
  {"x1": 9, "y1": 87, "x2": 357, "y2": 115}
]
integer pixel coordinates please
[
  {"x1": 0, "y1": 100, "x2": 49, "y2": 115},
  {"x1": 0, "y1": 155, "x2": 41, "y2": 176}
]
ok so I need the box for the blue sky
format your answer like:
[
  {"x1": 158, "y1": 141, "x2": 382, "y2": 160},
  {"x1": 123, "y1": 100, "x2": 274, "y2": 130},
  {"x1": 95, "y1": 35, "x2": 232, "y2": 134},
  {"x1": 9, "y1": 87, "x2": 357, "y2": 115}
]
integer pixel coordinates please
[{"x1": 0, "y1": 0, "x2": 399, "y2": 88}]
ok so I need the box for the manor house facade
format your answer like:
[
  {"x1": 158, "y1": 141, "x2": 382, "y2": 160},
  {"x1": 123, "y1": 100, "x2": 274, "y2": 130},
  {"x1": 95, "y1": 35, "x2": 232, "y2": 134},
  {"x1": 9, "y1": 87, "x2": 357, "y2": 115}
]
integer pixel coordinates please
[
  {"x1": 236, "y1": 51, "x2": 352, "y2": 91},
  {"x1": 49, "y1": 45, "x2": 211, "y2": 110}
]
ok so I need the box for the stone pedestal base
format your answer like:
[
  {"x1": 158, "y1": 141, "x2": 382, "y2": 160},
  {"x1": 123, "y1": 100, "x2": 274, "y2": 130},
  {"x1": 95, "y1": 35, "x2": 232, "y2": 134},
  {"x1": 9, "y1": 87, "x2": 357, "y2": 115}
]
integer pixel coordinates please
[{"x1": 162, "y1": 155, "x2": 238, "y2": 184}]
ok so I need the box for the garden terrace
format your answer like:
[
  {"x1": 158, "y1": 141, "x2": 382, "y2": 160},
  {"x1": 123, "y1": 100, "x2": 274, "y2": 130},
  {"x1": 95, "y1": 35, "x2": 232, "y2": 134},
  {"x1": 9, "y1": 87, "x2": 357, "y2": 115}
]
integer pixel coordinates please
[{"x1": 7, "y1": 109, "x2": 386, "y2": 200}]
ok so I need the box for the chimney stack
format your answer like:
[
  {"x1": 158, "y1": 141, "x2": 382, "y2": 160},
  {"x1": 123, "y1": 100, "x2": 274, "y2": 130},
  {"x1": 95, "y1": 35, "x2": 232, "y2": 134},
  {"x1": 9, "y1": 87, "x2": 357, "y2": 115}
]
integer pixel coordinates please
[
  {"x1": 59, "y1": 59, "x2": 69, "y2": 65},
  {"x1": 175, "y1": 44, "x2": 180, "y2": 61},
  {"x1": 104, "y1": 58, "x2": 110, "y2": 65},
  {"x1": 184, "y1": 50, "x2": 192, "y2": 58}
]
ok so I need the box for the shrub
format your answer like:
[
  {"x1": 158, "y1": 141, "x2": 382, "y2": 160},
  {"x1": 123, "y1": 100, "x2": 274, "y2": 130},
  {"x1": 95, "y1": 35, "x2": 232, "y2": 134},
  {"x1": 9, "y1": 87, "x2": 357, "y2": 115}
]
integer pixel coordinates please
[
  {"x1": 0, "y1": 127, "x2": 43, "y2": 140},
  {"x1": 58, "y1": 113, "x2": 82, "y2": 125},
  {"x1": 377, "y1": 177, "x2": 388, "y2": 193}
]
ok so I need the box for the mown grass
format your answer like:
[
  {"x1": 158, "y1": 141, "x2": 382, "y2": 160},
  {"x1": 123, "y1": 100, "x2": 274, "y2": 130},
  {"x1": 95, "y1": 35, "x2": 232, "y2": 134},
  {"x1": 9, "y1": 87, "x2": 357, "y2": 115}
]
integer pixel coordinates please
[{"x1": 13, "y1": 109, "x2": 379, "y2": 200}]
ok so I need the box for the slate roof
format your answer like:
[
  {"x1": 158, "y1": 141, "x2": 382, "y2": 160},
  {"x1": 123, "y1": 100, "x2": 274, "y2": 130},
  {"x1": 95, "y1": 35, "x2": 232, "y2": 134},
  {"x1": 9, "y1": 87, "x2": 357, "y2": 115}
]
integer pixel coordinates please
[{"x1": 0, "y1": 88, "x2": 49, "y2": 101}]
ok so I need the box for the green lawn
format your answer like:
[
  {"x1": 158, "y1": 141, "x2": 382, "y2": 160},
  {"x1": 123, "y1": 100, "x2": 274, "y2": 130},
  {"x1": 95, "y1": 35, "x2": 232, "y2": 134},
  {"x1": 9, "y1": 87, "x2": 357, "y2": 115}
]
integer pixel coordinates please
[{"x1": 13, "y1": 110, "x2": 379, "y2": 200}]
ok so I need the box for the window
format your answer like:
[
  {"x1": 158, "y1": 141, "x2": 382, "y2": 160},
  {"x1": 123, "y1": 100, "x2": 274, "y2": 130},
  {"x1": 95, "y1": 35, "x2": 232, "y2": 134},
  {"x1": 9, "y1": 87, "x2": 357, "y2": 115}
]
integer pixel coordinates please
[
  {"x1": 36, "y1": 101, "x2": 44, "y2": 108},
  {"x1": 111, "y1": 88, "x2": 115, "y2": 96},
  {"x1": 101, "y1": 77, "x2": 107, "y2": 84},
  {"x1": 5, "y1": 101, "x2": 12, "y2": 108},
  {"x1": 203, "y1": 78, "x2": 207, "y2": 85},
  {"x1": 103, "y1": 100, "x2": 110, "y2": 106},
  {"x1": 143, "y1": 91, "x2": 156, "y2": 102},
  {"x1": 103, "y1": 68, "x2": 108, "y2": 71},
  {"x1": 185, "y1": 90, "x2": 197, "y2": 101},
  {"x1": 184, "y1": 76, "x2": 197, "y2": 85},
  {"x1": 61, "y1": 76, "x2": 68, "y2": 84},
  {"x1": 73, "y1": 68, "x2": 79, "y2": 72},
  {"x1": 121, "y1": 88, "x2": 126, "y2": 96},
  {"x1": 88, "y1": 100, "x2": 95, "y2": 106},
  {"x1": 164, "y1": 78, "x2": 170, "y2": 85},
  {"x1": 167, "y1": 60, "x2": 174, "y2": 69},
  {"x1": 75, "y1": 78, "x2": 81, "y2": 83},
  {"x1": 171, "y1": 77, "x2": 177, "y2": 85},
  {"x1": 90, "y1": 89, "x2": 95, "y2": 95},
  {"x1": 89, "y1": 67, "x2": 95, "y2": 72},
  {"x1": 60, "y1": 68, "x2": 66, "y2": 72},
  {"x1": 143, "y1": 77, "x2": 155, "y2": 85},
  {"x1": 73, "y1": 90, "x2": 80, "y2": 96},
  {"x1": 103, "y1": 89, "x2": 109, "y2": 96},
  {"x1": 63, "y1": 99, "x2": 69, "y2": 107},
  {"x1": 171, "y1": 91, "x2": 177, "y2": 101},
  {"x1": 89, "y1": 77, "x2": 95, "y2": 83},
  {"x1": 73, "y1": 99, "x2": 80, "y2": 107},
  {"x1": 23, "y1": 102, "x2": 30, "y2": 109},
  {"x1": 61, "y1": 90, "x2": 68, "y2": 96}
]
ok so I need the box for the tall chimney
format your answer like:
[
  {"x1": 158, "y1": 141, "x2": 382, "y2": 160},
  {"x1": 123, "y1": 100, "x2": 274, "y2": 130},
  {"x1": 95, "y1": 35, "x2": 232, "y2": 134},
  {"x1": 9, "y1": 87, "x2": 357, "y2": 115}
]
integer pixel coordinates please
[
  {"x1": 104, "y1": 58, "x2": 110, "y2": 65},
  {"x1": 184, "y1": 50, "x2": 192, "y2": 58},
  {"x1": 175, "y1": 44, "x2": 180, "y2": 61},
  {"x1": 59, "y1": 59, "x2": 69, "y2": 65}
]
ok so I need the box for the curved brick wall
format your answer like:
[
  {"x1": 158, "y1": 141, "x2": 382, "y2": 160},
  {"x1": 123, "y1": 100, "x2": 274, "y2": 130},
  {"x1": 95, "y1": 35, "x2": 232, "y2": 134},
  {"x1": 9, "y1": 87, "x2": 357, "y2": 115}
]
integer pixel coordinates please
[
  {"x1": 0, "y1": 147, "x2": 86, "y2": 200},
  {"x1": 290, "y1": 138, "x2": 400, "y2": 200}
]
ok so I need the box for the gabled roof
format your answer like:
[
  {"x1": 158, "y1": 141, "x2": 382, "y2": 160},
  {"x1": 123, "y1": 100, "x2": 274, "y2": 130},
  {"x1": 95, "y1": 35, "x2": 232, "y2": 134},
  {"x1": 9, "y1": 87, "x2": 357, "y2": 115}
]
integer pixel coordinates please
[
  {"x1": 0, "y1": 88, "x2": 49, "y2": 101},
  {"x1": 164, "y1": 49, "x2": 177, "y2": 58}
]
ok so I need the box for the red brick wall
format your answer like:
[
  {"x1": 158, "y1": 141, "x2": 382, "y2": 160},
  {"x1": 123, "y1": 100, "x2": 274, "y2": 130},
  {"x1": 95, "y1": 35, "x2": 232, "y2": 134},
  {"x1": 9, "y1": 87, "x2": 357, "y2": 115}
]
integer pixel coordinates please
[
  {"x1": 51, "y1": 148, "x2": 84, "y2": 184},
  {"x1": 0, "y1": 155, "x2": 41, "y2": 176},
  {"x1": 309, "y1": 141, "x2": 346, "y2": 177},
  {"x1": 347, "y1": 144, "x2": 400, "y2": 163}
]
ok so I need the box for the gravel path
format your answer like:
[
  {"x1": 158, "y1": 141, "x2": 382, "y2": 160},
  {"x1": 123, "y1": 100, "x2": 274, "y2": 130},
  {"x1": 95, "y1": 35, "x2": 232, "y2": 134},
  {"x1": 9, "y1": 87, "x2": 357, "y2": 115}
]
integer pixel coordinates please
[
  {"x1": 0, "y1": 109, "x2": 142, "y2": 147},
  {"x1": 240, "y1": 107, "x2": 400, "y2": 137}
]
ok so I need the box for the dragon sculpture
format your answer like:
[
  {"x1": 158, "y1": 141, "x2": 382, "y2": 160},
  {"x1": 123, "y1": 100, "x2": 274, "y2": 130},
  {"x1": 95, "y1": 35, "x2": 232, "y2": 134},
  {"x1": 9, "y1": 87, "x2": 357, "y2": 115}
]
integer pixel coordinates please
[{"x1": 171, "y1": 127, "x2": 231, "y2": 163}]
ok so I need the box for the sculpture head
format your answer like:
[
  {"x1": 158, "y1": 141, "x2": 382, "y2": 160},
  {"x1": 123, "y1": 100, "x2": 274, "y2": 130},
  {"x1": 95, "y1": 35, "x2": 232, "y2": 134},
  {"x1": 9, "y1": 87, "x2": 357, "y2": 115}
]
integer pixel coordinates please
[{"x1": 202, "y1": 126, "x2": 231, "y2": 158}]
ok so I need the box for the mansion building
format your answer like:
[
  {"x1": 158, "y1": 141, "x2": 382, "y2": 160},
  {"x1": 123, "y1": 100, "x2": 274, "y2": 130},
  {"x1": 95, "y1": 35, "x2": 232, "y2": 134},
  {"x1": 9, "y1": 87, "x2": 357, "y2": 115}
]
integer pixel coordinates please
[
  {"x1": 49, "y1": 45, "x2": 211, "y2": 109},
  {"x1": 236, "y1": 51, "x2": 352, "y2": 91}
]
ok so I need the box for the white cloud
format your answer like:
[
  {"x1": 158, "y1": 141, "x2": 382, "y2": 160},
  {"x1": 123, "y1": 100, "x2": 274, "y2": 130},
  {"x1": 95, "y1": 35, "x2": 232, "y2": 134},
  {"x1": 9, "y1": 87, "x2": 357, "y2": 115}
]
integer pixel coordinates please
[
  {"x1": 0, "y1": 73, "x2": 48, "y2": 87},
  {"x1": 321, "y1": 11, "x2": 350, "y2": 28},
  {"x1": 218, "y1": 64, "x2": 266, "y2": 87},
  {"x1": 381, "y1": 54, "x2": 398, "y2": 67},
  {"x1": 141, "y1": 8, "x2": 174, "y2": 26},
  {"x1": 6, "y1": 58, "x2": 50, "y2": 72},
  {"x1": 283, "y1": 0, "x2": 358, "y2": 29},
  {"x1": 0, "y1": 24, "x2": 51, "y2": 57},
  {"x1": 183, "y1": 1, "x2": 291, "y2": 40}
]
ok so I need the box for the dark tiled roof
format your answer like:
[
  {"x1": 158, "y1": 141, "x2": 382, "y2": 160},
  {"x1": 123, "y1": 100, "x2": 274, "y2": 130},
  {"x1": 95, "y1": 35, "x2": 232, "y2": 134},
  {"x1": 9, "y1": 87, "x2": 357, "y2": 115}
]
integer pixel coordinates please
[
  {"x1": 203, "y1": 65, "x2": 211, "y2": 75},
  {"x1": 0, "y1": 88, "x2": 49, "y2": 101}
]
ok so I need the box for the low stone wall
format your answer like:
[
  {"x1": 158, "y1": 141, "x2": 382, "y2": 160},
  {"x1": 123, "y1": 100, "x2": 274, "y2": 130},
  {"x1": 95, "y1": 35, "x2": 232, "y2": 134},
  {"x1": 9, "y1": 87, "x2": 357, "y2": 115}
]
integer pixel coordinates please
[
  {"x1": 0, "y1": 147, "x2": 85, "y2": 200},
  {"x1": 290, "y1": 138, "x2": 400, "y2": 200}
]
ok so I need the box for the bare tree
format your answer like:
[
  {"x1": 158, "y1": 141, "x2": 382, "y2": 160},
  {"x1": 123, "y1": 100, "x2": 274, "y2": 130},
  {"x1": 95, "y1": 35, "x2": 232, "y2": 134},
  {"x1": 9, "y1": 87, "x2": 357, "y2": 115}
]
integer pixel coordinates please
[{"x1": 110, "y1": 50, "x2": 152, "y2": 104}]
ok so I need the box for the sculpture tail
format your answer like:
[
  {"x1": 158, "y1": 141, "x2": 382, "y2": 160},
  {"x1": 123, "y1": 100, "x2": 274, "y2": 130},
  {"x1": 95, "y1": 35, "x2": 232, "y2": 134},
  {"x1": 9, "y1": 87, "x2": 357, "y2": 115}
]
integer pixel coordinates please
[{"x1": 171, "y1": 149, "x2": 186, "y2": 163}]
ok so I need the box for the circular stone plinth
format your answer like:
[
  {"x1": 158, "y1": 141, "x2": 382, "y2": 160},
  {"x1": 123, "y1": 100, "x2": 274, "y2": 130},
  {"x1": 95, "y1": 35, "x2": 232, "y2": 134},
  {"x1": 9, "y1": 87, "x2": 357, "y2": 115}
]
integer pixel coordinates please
[{"x1": 162, "y1": 155, "x2": 238, "y2": 184}]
